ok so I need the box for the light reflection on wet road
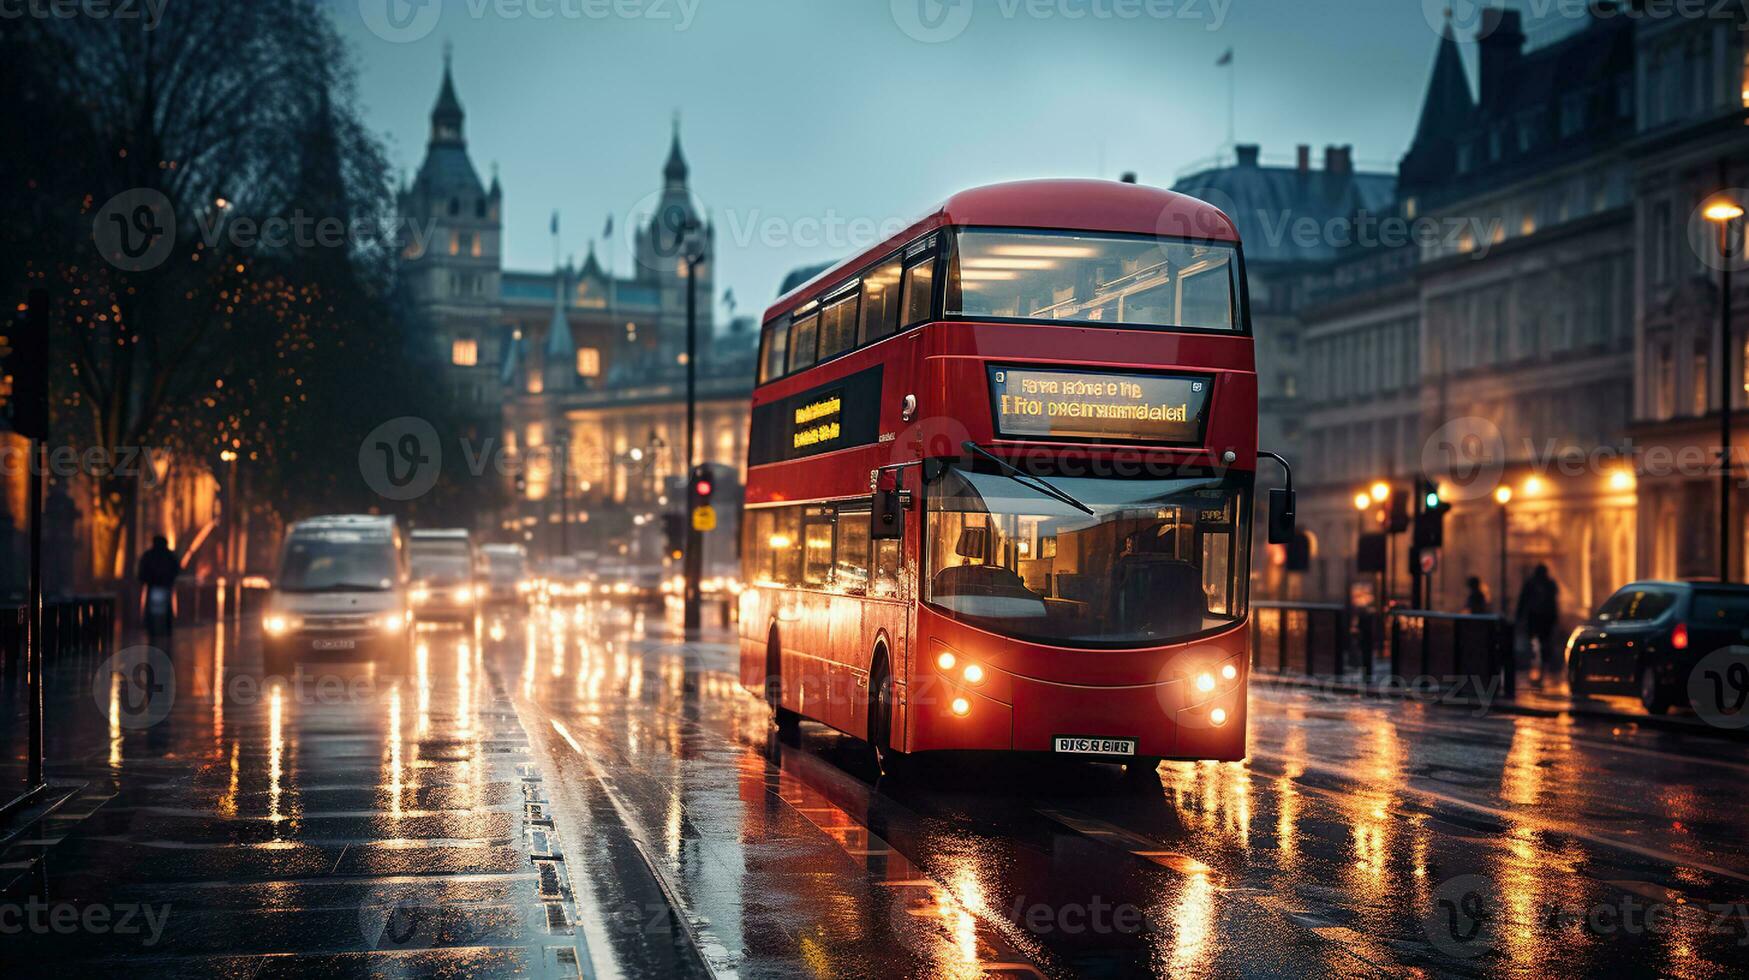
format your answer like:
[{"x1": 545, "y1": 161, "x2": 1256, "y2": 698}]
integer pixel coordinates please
[
  {"x1": 514, "y1": 602, "x2": 1749, "y2": 979},
  {"x1": 4, "y1": 601, "x2": 1748, "y2": 978}
]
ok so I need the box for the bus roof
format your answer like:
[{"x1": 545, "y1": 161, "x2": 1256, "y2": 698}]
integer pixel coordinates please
[{"x1": 764, "y1": 179, "x2": 1240, "y2": 324}]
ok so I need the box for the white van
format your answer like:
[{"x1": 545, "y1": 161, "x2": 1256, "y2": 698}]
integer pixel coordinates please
[{"x1": 263, "y1": 515, "x2": 413, "y2": 676}]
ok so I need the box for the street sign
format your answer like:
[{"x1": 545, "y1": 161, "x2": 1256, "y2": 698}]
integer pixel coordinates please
[{"x1": 692, "y1": 505, "x2": 717, "y2": 532}]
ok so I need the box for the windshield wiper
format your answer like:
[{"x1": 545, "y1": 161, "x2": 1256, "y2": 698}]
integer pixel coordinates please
[{"x1": 961, "y1": 442, "x2": 1095, "y2": 516}]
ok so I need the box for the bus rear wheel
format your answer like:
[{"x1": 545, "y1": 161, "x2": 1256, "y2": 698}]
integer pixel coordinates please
[{"x1": 767, "y1": 629, "x2": 799, "y2": 734}]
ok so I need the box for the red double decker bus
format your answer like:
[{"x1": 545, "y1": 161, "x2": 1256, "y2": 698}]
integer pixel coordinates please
[{"x1": 738, "y1": 179, "x2": 1291, "y2": 772}]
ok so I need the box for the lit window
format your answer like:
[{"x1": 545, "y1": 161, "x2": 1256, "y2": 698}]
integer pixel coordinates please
[
  {"x1": 576, "y1": 348, "x2": 600, "y2": 377},
  {"x1": 469, "y1": 232, "x2": 482, "y2": 257},
  {"x1": 451, "y1": 338, "x2": 478, "y2": 367},
  {"x1": 449, "y1": 232, "x2": 461, "y2": 256}
]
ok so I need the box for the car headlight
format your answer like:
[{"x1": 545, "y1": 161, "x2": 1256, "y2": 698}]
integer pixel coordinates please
[
  {"x1": 455, "y1": 586, "x2": 474, "y2": 603},
  {"x1": 263, "y1": 614, "x2": 299, "y2": 636},
  {"x1": 377, "y1": 611, "x2": 407, "y2": 633},
  {"x1": 410, "y1": 587, "x2": 430, "y2": 604}
]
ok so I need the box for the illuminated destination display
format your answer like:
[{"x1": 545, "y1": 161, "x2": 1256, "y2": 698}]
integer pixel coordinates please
[
  {"x1": 792, "y1": 391, "x2": 843, "y2": 450},
  {"x1": 989, "y1": 367, "x2": 1211, "y2": 444}
]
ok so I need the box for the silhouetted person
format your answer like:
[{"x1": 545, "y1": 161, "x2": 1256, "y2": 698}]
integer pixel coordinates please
[
  {"x1": 1516, "y1": 564, "x2": 1560, "y2": 682},
  {"x1": 1463, "y1": 576, "x2": 1489, "y2": 615},
  {"x1": 138, "y1": 535, "x2": 180, "y2": 639}
]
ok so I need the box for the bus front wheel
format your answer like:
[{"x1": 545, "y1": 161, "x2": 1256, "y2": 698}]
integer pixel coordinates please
[{"x1": 869, "y1": 648, "x2": 906, "y2": 777}]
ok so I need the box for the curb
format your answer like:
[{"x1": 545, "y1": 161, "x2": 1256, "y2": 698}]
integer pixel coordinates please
[{"x1": 1252, "y1": 672, "x2": 1749, "y2": 743}]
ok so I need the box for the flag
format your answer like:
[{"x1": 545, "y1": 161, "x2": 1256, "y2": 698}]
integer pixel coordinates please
[
  {"x1": 550, "y1": 210, "x2": 559, "y2": 235},
  {"x1": 1215, "y1": 48, "x2": 1232, "y2": 66},
  {"x1": 723, "y1": 288, "x2": 736, "y2": 312},
  {"x1": 603, "y1": 214, "x2": 614, "y2": 238}
]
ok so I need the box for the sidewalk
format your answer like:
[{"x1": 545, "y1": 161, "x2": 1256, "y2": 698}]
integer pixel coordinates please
[{"x1": 1251, "y1": 663, "x2": 1749, "y2": 743}]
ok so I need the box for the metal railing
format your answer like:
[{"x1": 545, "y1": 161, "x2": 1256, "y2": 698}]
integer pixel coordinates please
[
  {"x1": 1251, "y1": 601, "x2": 1354, "y2": 676},
  {"x1": 1387, "y1": 609, "x2": 1516, "y2": 699},
  {"x1": 1, "y1": 594, "x2": 117, "y2": 665}
]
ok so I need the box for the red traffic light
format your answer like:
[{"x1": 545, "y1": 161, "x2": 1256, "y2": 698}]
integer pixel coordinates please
[{"x1": 694, "y1": 479, "x2": 713, "y2": 498}]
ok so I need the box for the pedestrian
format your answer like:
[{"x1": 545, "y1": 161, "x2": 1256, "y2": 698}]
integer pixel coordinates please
[
  {"x1": 1515, "y1": 564, "x2": 1560, "y2": 684},
  {"x1": 1463, "y1": 576, "x2": 1489, "y2": 615},
  {"x1": 138, "y1": 534, "x2": 181, "y2": 640}
]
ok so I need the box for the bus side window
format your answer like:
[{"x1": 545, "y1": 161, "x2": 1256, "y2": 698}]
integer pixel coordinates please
[
  {"x1": 802, "y1": 507, "x2": 834, "y2": 588},
  {"x1": 818, "y1": 294, "x2": 859, "y2": 361},
  {"x1": 901, "y1": 258, "x2": 935, "y2": 328},
  {"x1": 770, "y1": 507, "x2": 802, "y2": 586},
  {"x1": 758, "y1": 321, "x2": 789, "y2": 383},
  {"x1": 789, "y1": 313, "x2": 819, "y2": 372},
  {"x1": 873, "y1": 538, "x2": 902, "y2": 598},
  {"x1": 835, "y1": 508, "x2": 871, "y2": 595},
  {"x1": 860, "y1": 259, "x2": 902, "y2": 345}
]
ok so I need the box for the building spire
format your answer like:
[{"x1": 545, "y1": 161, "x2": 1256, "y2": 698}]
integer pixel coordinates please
[
  {"x1": 664, "y1": 110, "x2": 689, "y2": 186},
  {"x1": 431, "y1": 48, "x2": 465, "y2": 145}
]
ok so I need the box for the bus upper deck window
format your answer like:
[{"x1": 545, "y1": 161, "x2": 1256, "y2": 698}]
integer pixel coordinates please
[
  {"x1": 901, "y1": 259, "x2": 935, "y2": 328},
  {"x1": 759, "y1": 321, "x2": 790, "y2": 383},
  {"x1": 861, "y1": 260, "x2": 902, "y2": 344},
  {"x1": 818, "y1": 294, "x2": 859, "y2": 361},
  {"x1": 789, "y1": 313, "x2": 819, "y2": 372}
]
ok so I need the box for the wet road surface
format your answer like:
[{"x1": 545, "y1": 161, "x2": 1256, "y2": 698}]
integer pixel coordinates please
[{"x1": 5, "y1": 600, "x2": 1749, "y2": 978}]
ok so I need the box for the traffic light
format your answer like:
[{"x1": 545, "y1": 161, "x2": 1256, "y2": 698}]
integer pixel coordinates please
[
  {"x1": 1388, "y1": 490, "x2": 1410, "y2": 534},
  {"x1": 690, "y1": 465, "x2": 714, "y2": 507},
  {"x1": 662, "y1": 513, "x2": 686, "y2": 560},
  {"x1": 513, "y1": 471, "x2": 527, "y2": 496},
  {"x1": 1413, "y1": 476, "x2": 1451, "y2": 549},
  {"x1": 2, "y1": 289, "x2": 49, "y2": 440}
]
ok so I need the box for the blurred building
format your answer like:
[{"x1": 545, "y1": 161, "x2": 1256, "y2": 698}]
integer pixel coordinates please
[
  {"x1": 1627, "y1": 8, "x2": 1749, "y2": 581},
  {"x1": 1221, "y1": 7, "x2": 1650, "y2": 620},
  {"x1": 397, "y1": 55, "x2": 757, "y2": 562}
]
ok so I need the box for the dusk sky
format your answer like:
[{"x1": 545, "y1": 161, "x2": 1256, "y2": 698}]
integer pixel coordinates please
[{"x1": 330, "y1": 0, "x2": 1584, "y2": 323}]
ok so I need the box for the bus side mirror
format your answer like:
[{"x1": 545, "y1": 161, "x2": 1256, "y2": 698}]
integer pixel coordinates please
[
  {"x1": 871, "y1": 488, "x2": 904, "y2": 541},
  {"x1": 1267, "y1": 488, "x2": 1295, "y2": 545}
]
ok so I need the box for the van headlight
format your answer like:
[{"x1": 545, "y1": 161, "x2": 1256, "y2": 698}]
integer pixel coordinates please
[
  {"x1": 263, "y1": 614, "x2": 300, "y2": 637},
  {"x1": 376, "y1": 611, "x2": 408, "y2": 634}
]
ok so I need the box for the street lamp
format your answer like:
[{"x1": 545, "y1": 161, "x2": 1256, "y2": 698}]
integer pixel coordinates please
[
  {"x1": 1705, "y1": 195, "x2": 1743, "y2": 582},
  {"x1": 1353, "y1": 492, "x2": 1372, "y2": 512},
  {"x1": 1369, "y1": 481, "x2": 1390, "y2": 504},
  {"x1": 1494, "y1": 484, "x2": 1512, "y2": 619}
]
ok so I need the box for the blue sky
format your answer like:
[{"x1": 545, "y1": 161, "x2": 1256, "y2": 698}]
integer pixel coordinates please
[{"x1": 329, "y1": 0, "x2": 1571, "y2": 322}]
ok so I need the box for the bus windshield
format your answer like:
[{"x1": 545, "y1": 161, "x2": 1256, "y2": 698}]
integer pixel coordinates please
[
  {"x1": 949, "y1": 229, "x2": 1238, "y2": 332},
  {"x1": 925, "y1": 466, "x2": 1249, "y2": 646}
]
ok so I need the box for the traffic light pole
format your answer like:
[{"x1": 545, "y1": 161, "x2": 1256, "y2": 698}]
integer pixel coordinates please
[{"x1": 683, "y1": 253, "x2": 702, "y2": 637}]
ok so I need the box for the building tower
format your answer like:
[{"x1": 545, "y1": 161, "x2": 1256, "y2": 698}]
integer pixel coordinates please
[
  {"x1": 397, "y1": 48, "x2": 504, "y2": 423},
  {"x1": 634, "y1": 117, "x2": 714, "y2": 367}
]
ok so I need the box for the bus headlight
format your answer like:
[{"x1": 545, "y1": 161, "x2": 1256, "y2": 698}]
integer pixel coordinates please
[
  {"x1": 1196, "y1": 672, "x2": 1216, "y2": 693},
  {"x1": 1221, "y1": 663, "x2": 1238, "y2": 681},
  {"x1": 936, "y1": 651, "x2": 956, "y2": 671},
  {"x1": 962, "y1": 663, "x2": 985, "y2": 684},
  {"x1": 1210, "y1": 707, "x2": 1228, "y2": 726},
  {"x1": 950, "y1": 697, "x2": 971, "y2": 717}
]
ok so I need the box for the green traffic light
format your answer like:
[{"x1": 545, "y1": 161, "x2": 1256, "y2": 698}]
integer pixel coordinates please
[{"x1": 1424, "y1": 492, "x2": 1440, "y2": 509}]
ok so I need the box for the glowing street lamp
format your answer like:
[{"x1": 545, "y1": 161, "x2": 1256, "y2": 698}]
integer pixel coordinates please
[
  {"x1": 1369, "y1": 481, "x2": 1391, "y2": 503},
  {"x1": 1354, "y1": 492, "x2": 1372, "y2": 511},
  {"x1": 1705, "y1": 195, "x2": 1743, "y2": 582}
]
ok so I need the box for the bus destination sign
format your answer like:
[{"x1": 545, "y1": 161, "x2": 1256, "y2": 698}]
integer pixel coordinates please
[{"x1": 989, "y1": 367, "x2": 1211, "y2": 444}]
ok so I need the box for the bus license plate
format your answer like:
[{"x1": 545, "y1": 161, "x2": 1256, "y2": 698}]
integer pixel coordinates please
[
  {"x1": 313, "y1": 638, "x2": 356, "y2": 651},
  {"x1": 1053, "y1": 736, "x2": 1135, "y2": 756}
]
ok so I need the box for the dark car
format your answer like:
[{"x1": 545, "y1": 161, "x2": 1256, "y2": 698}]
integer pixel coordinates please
[{"x1": 1564, "y1": 581, "x2": 1749, "y2": 713}]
